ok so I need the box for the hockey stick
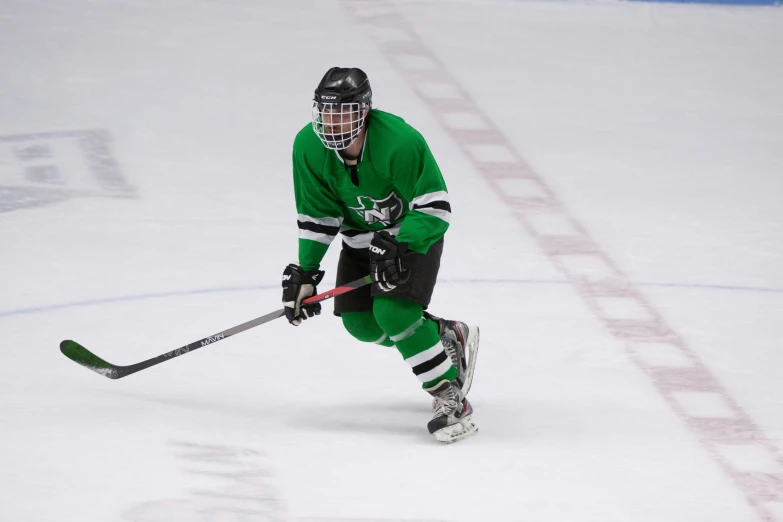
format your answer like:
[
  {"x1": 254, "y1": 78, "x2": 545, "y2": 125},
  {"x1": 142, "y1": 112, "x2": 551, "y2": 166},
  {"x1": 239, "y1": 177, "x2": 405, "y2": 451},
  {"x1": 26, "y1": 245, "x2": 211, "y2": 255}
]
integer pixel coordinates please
[{"x1": 60, "y1": 275, "x2": 372, "y2": 380}]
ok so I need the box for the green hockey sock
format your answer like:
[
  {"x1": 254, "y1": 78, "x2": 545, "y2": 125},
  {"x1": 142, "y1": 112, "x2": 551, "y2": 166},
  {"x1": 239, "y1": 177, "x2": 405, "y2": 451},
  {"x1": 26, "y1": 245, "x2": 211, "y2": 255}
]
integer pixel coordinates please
[{"x1": 373, "y1": 297, "x2": 457, "y2": 388}]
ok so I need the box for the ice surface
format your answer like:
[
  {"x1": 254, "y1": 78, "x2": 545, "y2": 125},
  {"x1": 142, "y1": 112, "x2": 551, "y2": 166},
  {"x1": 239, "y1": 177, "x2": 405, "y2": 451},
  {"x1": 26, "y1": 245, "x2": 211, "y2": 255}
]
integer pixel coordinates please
[{"x1": 1, "y1": 0, "x2": 782, "y2": 521}]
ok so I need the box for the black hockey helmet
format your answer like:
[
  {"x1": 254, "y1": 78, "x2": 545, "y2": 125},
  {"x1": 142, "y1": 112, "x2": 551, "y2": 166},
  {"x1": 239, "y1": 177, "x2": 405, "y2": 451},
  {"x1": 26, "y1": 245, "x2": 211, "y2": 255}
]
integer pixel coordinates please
[
  {"x1": 312, "y1": 67, "x2": 372, "y2": 150},
  {"x1": 313, "y1": 67, "x2": 372, "y2": 106}
]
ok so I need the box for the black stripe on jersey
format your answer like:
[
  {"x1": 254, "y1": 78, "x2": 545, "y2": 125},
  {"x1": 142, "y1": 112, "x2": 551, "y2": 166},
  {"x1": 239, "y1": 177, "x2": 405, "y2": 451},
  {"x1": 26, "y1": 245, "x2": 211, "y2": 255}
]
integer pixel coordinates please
[
  {"x1": 341, "y1": 225, "x2": 400, "y2": 238},
  {"x1": 412, "y1": 350, "x2": 449, "y2": 376},
  {"x1": 340, "y1": 228, "x2": 364, "y2": 238},
  {"x1": 297, "y1": 221, "x2": 340, "y2": 236},
  {"x1": 413, "y1": 201, "x2": 452, "y2": 212}
]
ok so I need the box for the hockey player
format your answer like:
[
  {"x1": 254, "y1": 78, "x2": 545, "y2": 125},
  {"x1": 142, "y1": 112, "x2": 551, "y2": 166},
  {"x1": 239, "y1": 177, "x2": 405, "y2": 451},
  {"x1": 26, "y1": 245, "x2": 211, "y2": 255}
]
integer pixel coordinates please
[{"x1": 280, "y1": 67, "x2": 479, "y2": 443}]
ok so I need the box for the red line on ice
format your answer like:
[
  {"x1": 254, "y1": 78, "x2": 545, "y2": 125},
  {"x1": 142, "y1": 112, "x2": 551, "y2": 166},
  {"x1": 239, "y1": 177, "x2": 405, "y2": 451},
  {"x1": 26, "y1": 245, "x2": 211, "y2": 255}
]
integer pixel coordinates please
[{"x1": 343, "y1": 1, "x2": 783, "y2": 519}]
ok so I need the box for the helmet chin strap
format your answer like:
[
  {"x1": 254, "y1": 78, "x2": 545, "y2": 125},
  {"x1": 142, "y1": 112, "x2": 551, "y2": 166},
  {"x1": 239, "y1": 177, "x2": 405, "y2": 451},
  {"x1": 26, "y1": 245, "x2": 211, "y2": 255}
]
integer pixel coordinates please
[
  {"x1": 334, "y1": 135, "x2": 356, "y2": 150},
  {"x1": 338, "y1": 123, "x2": 367, "y2": 159},
  {"x1": 338, "y1": 148, "x2": 360, "y2": 161},
  {"x1": 338, "y1": 140, "x2": 362, "y2": 160}
]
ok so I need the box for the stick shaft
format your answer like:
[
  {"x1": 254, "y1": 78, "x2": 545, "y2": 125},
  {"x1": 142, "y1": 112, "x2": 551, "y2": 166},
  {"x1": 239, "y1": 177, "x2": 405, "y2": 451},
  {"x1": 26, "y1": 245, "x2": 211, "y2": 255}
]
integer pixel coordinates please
[{"x1": 61, "y1": 275, "x2": 373, "y2": 379}]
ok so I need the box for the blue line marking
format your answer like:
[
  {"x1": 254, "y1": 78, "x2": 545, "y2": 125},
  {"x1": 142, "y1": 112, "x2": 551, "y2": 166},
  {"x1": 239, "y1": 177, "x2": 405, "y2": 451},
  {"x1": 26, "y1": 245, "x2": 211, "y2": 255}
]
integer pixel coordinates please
[
  {"x1": 635, "y1": 281, "x2": 783, "y2": 293},
  {"x1": 0, "y1": 284, "x2": 279, "y2": 319},
  {"x1": 1, "y1": 279, "x2": 780, "y2": 319}
]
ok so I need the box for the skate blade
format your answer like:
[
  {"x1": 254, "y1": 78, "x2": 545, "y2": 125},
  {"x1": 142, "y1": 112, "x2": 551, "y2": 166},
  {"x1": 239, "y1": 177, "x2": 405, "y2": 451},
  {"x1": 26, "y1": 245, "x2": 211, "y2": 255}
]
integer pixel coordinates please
[
  {"x1": 461, "y1": 326, "x2": 480, "y2": 396},
  {"x1": 433, "y1": 414, "x2": 478, "y2": 444}
]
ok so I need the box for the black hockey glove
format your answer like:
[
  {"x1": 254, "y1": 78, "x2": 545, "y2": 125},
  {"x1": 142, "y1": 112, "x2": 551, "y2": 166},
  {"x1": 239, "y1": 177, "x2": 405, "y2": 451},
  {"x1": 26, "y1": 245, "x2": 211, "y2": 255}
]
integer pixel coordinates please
[
  {"x1": 281, "y1": 263, "x2": 325, "y2": 326},
  {"x1": 369, "y1": 231, "x2": 410, "y2": 292}
]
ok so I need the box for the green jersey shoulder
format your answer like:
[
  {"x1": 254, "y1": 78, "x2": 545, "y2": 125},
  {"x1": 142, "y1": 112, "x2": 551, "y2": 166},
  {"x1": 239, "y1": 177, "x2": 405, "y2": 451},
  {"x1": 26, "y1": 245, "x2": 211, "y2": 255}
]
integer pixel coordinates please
[{"x1": 292, "y1": 109, "x2": 451, "y2": 271}]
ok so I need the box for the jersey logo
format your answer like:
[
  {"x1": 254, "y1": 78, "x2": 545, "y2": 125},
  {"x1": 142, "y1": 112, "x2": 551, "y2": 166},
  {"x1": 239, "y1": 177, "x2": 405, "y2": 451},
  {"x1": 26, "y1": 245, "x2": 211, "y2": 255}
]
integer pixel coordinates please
[{"x1": 349, "y1": 192, "x2": 404, "y2": 226}]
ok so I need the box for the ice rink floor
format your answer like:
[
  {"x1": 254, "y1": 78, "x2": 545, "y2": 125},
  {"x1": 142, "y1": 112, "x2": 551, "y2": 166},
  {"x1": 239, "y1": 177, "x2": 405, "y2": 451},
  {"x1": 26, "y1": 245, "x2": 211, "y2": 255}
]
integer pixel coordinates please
[{"x1": 1, "y1": 0, "x2": 782, "y2": 521}]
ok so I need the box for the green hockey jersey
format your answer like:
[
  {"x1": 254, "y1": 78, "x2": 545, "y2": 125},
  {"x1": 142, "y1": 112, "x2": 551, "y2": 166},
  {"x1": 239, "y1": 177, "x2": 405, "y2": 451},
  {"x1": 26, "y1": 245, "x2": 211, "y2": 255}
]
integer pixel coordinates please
[{"x1": 292, "y1": 109, "x2": 451, "y2": 271}]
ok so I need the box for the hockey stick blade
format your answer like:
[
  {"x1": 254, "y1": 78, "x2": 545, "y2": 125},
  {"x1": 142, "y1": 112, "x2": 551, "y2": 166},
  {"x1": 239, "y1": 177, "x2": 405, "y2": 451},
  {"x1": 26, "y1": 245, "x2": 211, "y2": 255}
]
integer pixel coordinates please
[
  {"x1": 61, "y1": 339, "x2": 125, "y2": 379},
  {"x1": 60, "y1": 275, "x2": 372, "y2": 379}
]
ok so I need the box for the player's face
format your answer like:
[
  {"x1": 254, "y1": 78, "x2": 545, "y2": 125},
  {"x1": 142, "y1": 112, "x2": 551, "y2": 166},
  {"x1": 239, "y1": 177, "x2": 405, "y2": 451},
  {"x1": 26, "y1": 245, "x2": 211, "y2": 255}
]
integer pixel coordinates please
[
  {"x1": 312, "y1": 101, "x2": 369, "y2": 150},
  {"x1": 321, "y1": 104, "x2": 359, "y2": 135}
]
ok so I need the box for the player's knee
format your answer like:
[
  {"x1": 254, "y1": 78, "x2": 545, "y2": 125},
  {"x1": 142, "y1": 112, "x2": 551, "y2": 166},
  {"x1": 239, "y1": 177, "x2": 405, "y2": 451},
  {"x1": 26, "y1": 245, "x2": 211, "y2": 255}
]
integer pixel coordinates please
[
  {"x1": 341, "y1": 311, "x2": 386, "y2": 343},
  {"x1": 373, "y1": 297, "x2": 423, "y2": 337}
]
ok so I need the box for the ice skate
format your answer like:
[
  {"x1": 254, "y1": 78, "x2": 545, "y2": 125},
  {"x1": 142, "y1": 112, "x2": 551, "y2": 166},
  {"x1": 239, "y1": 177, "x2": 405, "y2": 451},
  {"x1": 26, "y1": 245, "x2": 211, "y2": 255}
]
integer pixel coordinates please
[
  {"x1": 428, "y1": 314, "x2": 480, "y2": 396},
  {"x1": 425, "y1": 379, "x2": 478, "y2": 444}
]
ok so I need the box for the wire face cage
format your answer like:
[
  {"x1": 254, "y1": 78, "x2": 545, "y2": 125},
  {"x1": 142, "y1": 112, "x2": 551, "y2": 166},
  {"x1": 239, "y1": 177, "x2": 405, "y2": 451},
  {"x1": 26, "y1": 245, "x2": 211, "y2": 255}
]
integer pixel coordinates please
[{"x1": 311, "y1": 101, "x2": 369, "y2": 150}]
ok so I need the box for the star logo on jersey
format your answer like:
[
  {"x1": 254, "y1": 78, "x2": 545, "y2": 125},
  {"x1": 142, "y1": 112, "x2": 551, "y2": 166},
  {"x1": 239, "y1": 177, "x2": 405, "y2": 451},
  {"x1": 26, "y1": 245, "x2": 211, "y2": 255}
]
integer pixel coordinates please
[{"x1": 348, "y1": 192, "x2": 404, "y2": 226}]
